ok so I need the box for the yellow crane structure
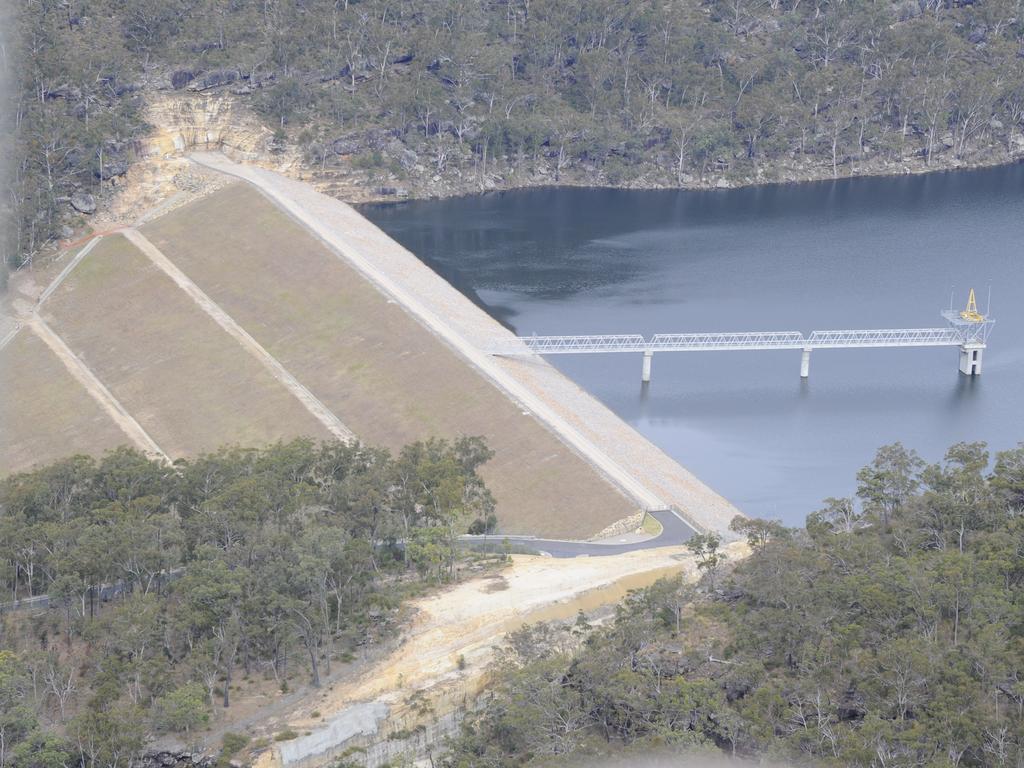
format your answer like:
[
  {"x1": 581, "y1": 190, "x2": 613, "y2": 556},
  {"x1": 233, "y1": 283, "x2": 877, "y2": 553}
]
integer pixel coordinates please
[{"x1": 960, "y1": 288, "x2": 985, "y2": 323}]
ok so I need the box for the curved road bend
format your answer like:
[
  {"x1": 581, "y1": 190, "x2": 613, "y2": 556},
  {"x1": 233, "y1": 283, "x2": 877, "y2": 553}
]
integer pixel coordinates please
[
  {"x1": 460, "y1": 509, "x2": 696, "y2": 558},
  {"x1": 4, "y1": 514, "x2": 692, "y2": 614}
]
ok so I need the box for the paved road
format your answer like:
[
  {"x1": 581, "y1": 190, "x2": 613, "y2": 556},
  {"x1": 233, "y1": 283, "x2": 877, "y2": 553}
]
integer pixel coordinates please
[
  {"x1": 5, "y1": 511, "x2": 693, "y2": 615},
  {"x1": 460, "y1": 509, "x2": 696, "y2": 558}
]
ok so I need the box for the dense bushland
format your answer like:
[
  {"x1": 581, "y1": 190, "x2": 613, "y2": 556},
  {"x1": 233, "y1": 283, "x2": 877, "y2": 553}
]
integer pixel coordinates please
[
  {"x1": 446, "y1": 441, "x2": 1024, "y2": 766},
  {"x1": 5, "y1": 0, "x2": 1024, "y2": 270},
  {"x1": 0, "y1": 436, "x2": 494, "y2": 765}
]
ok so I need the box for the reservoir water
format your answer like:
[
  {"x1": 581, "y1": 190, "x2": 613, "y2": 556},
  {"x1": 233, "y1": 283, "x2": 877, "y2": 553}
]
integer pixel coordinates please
[{"x1": 363, "y1": 164, "x2": 1024, "y2": 526}]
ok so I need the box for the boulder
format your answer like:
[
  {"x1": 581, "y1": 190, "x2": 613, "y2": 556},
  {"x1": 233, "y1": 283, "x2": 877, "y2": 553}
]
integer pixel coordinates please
[
  {"x1": 188, "y1": 69, "x2": 241, "y2": 92},
  {"x1": 332, "y1": 137, "x2": 362, "y2": 155},
  {"x1": 365, "y1": 130, "x2": 387, "y2": 149},
  {"x1": 714, "y1": 586, "x2": 745, "y2": 602},
  {"x1": 189, "y1": 41, "x2": 223, "y2": 54},
  {"x1": 723, "y1": 676, "x2": 754, "y2": 702},
  {"x1": 837, "y1": 687, "x2": 867, "y2": 721},
  {"x1": 46, "y1": 85, "x2": 81, "y2": 101},
  {"x1": 70, "y1": 192, "x2": 96, "y2": 214},
  {"x1": 95, "y1": 160, "x2": 129, "y2": 181},
  {"x1": 171, "y1": 70, "x2": 197, "y2": 90}
]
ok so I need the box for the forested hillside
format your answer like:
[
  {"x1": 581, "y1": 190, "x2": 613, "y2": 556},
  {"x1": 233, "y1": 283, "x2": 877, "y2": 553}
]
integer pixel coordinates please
[
  {"x1": 0, "y1": 437, "x2": 495, "y2": 766},
  {"x1": 6, "y1": 0, "x2": 1024, "y2": 271},
  {"x1": 446, "y1": 441, "x2": 1024, "y2": 766}
]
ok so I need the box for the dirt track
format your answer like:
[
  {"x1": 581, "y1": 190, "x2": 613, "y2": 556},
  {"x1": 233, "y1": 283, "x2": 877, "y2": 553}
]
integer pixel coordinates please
[
  {"x1": 247, "y1": 543, "x2": 749, "y2": 768},
  {"x1": 25, "y1": 315, "x2": 168, "y2": 460},
  {"x1": 122, "y1": 228, "x2": 354, "y2": 443}
]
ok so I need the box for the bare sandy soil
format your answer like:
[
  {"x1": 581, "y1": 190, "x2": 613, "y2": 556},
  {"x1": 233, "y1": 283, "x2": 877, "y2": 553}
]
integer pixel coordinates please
[
  {"x1": 40, "y1": 234, "x2": 332, "y2": 457},
  {"x1": 141, "y1": 183, "x2": 636, "y2": 537},
  {"x1": 238, "y1": 543, "x2": 747, "y2": 768}
]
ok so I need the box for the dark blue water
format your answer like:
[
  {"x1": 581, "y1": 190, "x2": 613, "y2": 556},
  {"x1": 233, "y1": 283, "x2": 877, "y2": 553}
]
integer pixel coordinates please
[{"x1": 363, "y1": 165, "x2": 1024, "y2": 525}]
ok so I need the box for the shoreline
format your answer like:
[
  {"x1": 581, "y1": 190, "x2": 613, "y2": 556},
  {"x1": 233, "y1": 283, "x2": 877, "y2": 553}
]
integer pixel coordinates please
[
  {"x1": 358, "y1": 154, "x2": 1024, "y2": 208},
  {"x1": 323, "y1": 147, "x2": 1024, "y2": 207}
]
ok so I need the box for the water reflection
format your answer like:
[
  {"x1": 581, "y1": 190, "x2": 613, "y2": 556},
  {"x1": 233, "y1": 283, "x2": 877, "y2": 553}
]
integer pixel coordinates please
[{"x1": 364, "y1": 163, "x2": 1024, "y2": 525}]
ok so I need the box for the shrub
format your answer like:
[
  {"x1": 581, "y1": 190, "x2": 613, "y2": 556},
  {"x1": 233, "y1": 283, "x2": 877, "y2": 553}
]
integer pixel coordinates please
[
  {"x1": 152, "y1": 683, "x2": 209, "y2": 733},
  {"x1": 221, "y1": 732, "x2": 249, "y2": 756}
]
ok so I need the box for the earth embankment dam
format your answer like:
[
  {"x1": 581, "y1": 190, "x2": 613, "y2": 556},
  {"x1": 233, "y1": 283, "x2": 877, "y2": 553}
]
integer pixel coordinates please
[{"x1": 1, "y1": 153, "x2": 739, "y2": 537}]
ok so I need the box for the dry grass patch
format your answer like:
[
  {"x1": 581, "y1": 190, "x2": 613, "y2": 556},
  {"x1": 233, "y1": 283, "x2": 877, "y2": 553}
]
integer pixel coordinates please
[
  {"x1": 0, "y1": 329, "x2": 127, "y2": 473},
  {"x1": 40, "y1": 233, "x2": 331, "y2": 457},
  {"x1": 142, "y1": 183, "x2": 635, "y2": 537}
]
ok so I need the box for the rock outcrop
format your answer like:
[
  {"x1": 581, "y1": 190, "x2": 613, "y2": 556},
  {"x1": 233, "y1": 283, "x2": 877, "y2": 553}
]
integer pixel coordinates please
[{"x1": 140, "y1": 751, "x2": 215, "y2": 768}]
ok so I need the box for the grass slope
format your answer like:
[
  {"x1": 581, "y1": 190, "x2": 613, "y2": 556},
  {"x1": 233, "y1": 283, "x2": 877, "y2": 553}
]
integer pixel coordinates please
[
  {"x1": 41, "y1": 233, "x2": 331, "y2": 456},
  {"x1": 0, "y1": 329, "x2": 127, "y2": 472},
  {"x1": 143, "y1": 183, "x2": 635, "y2": 537}
]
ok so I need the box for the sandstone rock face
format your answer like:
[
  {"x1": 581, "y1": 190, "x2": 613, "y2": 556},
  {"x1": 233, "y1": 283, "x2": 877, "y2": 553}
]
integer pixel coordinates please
[
  {"x1": 139, "y1": 751, "x2": 216, "y2": 768},
  {"x1": 143, "y1": 93, "x2": 300, "y2": 169}
]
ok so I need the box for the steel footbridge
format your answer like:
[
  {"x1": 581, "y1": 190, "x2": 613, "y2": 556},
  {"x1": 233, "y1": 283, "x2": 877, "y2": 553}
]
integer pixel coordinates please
[{"x1": 489, "y1": 293, "x2": 995, "y2": 381}]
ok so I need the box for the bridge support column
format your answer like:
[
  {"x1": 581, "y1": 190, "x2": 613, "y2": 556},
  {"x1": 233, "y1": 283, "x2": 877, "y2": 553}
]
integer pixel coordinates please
[
  {"x1": 959, "y1": 343, "x2": 984, "y2": 375},
  {"x1": 800, "y1": 347, "x2": 812, "y2": 378},
  {"x1": 641, "y1": 350, "x2": 653, "y2": 383}
]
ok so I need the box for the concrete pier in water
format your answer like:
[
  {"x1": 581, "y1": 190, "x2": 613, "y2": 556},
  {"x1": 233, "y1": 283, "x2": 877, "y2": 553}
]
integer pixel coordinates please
[{"x1": 960, "y1": 343, "x2": 984, "y2": 375}]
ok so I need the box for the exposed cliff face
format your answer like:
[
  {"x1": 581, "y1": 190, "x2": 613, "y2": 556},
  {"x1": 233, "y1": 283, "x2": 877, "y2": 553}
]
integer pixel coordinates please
[
  {"x1": 89, "y1": 93, "x2": 300, "y2": 231},
  {"x1": 144, "y1": 93, "x2": 293, "y2": 165}
]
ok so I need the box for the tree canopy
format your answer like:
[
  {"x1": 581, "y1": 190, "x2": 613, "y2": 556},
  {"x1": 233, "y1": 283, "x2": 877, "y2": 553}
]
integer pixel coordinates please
[
  {"x1": 5, "y1": 0, "x2": 1024, "y2": 270},
  {"x1": 447, "y1": 440, "x2": 1024, "y2": 767},
  {"x1": 0, "y1": 436, "x2": 494, "y2": 766}
]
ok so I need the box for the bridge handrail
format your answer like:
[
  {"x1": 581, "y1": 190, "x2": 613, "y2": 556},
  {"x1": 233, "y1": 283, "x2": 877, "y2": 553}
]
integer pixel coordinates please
[
  {"x1": 650, "y1": 331, "x2": 805, "y2": 350},
  {"x1": 495, "y1": 334, "x2": 648, "y2": 354},
  {"x1": 490, "y1": 326, "x2": 985, "y2": 355},
  {"x1": 807, "y1": 328, "x2": 964, "y2": 347}
]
